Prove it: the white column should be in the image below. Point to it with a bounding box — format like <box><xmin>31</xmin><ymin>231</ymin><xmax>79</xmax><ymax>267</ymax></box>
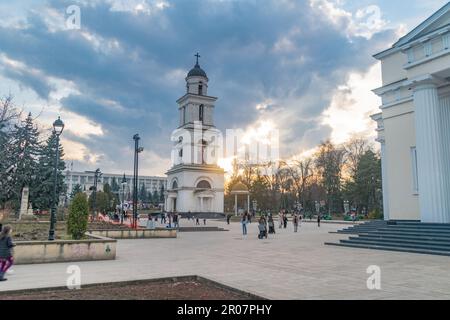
<box><xmin>379</xmin><ymin>140</ymin><xmax>390</xmax><ymax>221</ymax></box>
<box><xmin>247</xmin><ymin>194</ymin><xmax>250</xmax><ymax>213</ymax></box>
<box><xmin>235</xmin><ymin>194</ymin><xmax>237</xmax><ymax>216</ymax></box>
<box><xmin>439</xmin><ymin>95</ymin><xmax>450</xmax><ymax>223</ymax></box>
<box><xmin>414</xmin><ymin>83</ymin><xmax>450</xmax><ymax>223</ymax></box>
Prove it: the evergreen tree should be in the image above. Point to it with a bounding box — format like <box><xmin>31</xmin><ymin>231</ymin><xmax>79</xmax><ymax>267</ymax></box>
<box><xmin>111</xmin><ymin>177</ymin><xmax>119</xmax><ymax>193</ymax></box>
<box><xmin>139</xmin><ymin>183</ymin><xmax>147</xmax><ymax>202</ymax></box>
<box><xmin>159</xmin><ymin>185</ymin><xmax>165</xmax><ymax>203</ymax></box>
<box><xmin>70</xmin><ymin>184</ymin><xmax>83</xmax><ymax>199</ymax></box>
<box><xmin>103</xmin><ymin>183</ymin><xmax>118</xmax><ymax>210</ymax></box>
<box><xmin>31</xmin><ymin>132</ymin><xmax>66</xmax><ymax>210</ymax></box>
<box><xmin>147</xmin><ymin>189</ymin><xmax>153</xmax><ymax>204</ymax></box>
<box><xmin>152</xmin><ymin>190</ymin><xmax>159</xmax><ymax>205</ymax></box>
<box><xmin>7</xmin><ymin>113</ymin><xmax>41</xmax><ymax>209</ymax></box>
<box><xmin>67</xmin><ymin>193</ymin><xmax>89</xmax><ymax>240</ymax></box>
<box><xmin>88</xmin><ymin>191</ymin><xmax>110</xmax><ymax>214</ymax></box>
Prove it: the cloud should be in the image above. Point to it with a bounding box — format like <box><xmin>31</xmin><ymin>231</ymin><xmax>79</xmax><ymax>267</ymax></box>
<box><xmin>0</xmin><ymin>0</ymin><xmax>400</xmax><ymax>175</ymax></box>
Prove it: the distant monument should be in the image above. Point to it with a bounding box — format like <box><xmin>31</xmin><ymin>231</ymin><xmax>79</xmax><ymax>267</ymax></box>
<box><xmin>19</xmin><ymin>186</ymin><xmax>33</xmax><ymax>219</ymax></box>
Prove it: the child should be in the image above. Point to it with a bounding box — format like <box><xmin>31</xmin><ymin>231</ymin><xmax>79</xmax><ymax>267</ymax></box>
<box><xmin>0</xmin><ymin>225</ymin><xmax>15</xmax><ymax>282</ymax></box>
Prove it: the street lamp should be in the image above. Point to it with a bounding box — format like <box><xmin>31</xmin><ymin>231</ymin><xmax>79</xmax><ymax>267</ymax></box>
<box><xmin>48</xmin><ymin>117</ymin><xmax>64</xmax><ymax>241</ymax></box>
<box><xmin>132</xmin><ymin>134</ymin><xmax>143</xmax><ymax>229</ymax></box>
<box><xmin>120</xmin><ymin>173</ymin><xmax>127</xmax><ymax>224</ymax></box>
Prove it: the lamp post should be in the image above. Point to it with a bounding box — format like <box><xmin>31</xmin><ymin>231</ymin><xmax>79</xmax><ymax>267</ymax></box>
<box><xmin>132</xmin><ymin>134</ymin><xmax>143</xmax><ymax>229</ymax></box>
<box><xmin>120</xmin><ymin>173</ymin><xmax>127</xmax><ymax>224</ymax></box>
<box><xmin>48</xmin><ymin>117</ymin><xmax>64</xmax><ymax>241</ymax></box>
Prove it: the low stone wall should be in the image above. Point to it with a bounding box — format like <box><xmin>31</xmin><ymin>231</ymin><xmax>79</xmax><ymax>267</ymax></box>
<box><xmin>14</xmin><ymin>234</ymin><xmax>116</xmax><ymax>265</ymax></box>
<box><xmin>87</xmin><ymin>228</ymin><xmax>177</xmax><ymax>239</ymax></box>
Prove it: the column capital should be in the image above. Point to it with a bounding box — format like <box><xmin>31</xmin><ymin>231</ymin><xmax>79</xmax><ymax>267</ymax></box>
<box><xmin>408</xmin><ymin>74</ymin><xmax>447</xmax><ymax>92</ymax></box>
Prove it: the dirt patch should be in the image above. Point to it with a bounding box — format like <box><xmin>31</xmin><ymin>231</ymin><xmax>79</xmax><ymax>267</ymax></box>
<box><xmin>0</xmin><ymin>278</ymin><xmax>260</xmax><ymax>300</ymax></box>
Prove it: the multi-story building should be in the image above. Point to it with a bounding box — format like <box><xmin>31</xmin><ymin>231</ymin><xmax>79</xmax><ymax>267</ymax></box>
<box><xmin>64</xmin><ymin>170</ymin><xmax>167</xmax><ymax>200</ymax></box>
<box><xmin>372</xmin><ymin>2</ymin><xmax>450</xmax><ymax>223</ymax></box>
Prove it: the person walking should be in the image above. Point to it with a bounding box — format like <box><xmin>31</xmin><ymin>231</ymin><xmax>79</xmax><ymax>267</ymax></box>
<box><xmin>0</xmin><ymin>226</ymin><xmax>15</xmax><ymax>282</ymax></box>
<box><xmin>278</xmin><ymin>211</ymin><xmax>283</xmax><ymax>229</ymax></box>
<box><xmin>283</xmin><ymin>212</ymin><xmax>288</xmax><ymax>229</ymax></box>
<box><xmin>173</xmin><ymin>213</ymin><xmax>179</xmax><ymax>228</ymax></box>
<box><xmin>241</xmin><ymin>212</ymin><xmax>249</xmax><ymax>236</ymax></box>
<box><xmin>268</xmin><ymin>215</ymin><xmax>275</xmax><ymax>234</ymax></box>
<box><xmin>293</xmin><ymin>214</ymin><xmax>299</xmax><ymax>233</ymax></box>
<box><xmin>203</xmin><ymin>218</ymin><xmax>207</xmax><ymax>225</ymax></box>
<box><xmin>226</xmin><ymin>214</ymin><xmax>231</xmax><ymax>225</ymax></box>
<box><xmin>317</xmin><ymin>213</ymin><xmax>321</xmax><ymax>227</ymax></box>
<box><xmin>195</xmin><ymin>216</ymin><xmax>200</xmax><ymax>225</ymax></box>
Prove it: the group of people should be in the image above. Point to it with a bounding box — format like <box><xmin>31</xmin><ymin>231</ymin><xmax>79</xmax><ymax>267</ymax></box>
<box><xmin>240</xmin><ymin>210</ymin><xmax>312</xmax><ymax>238</ymax></box>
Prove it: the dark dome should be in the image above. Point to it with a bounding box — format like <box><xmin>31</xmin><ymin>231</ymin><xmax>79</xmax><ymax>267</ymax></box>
<box><xmin>187</xmin><ymin>63</ymin><xmax>208</xmax><ymax>78</ymax></box>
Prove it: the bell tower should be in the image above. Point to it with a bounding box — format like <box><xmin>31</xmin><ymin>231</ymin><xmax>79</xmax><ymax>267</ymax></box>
<box><xmin>165</xmin><ymin>54</ymin><xmax>225</xmax><ymax>216</ymax></box>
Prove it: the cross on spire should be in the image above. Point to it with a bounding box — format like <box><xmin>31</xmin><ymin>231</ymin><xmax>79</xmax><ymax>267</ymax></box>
<box><xmin>195</xmin><ymin>52</ymin><xmax>201</xmax><ymax>66</ymax></box>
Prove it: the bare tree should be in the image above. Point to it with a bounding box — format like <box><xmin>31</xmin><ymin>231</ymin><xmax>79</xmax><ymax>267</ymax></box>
<box><xmin>344</xmin><ymin>136</ymin><xmax>372</xmax><ymax>178</ymax></box>
<box><xmin>285</xmin><ymin>158</ymin><xmax>314</xmax><ymax>209</ymax></box>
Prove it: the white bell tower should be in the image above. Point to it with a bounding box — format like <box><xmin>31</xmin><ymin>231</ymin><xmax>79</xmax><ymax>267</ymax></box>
<box><xmin>165</xmin><ymin>54</ymin><xmax>225</xmax><ymax>216</ymax></box>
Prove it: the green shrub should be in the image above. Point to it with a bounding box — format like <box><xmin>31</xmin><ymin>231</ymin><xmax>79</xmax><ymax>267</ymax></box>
<box><xmin>368</xmin><ymin>209</ymin><xmax>384</xmax><ymax>220</ymax></box>
<box><xmin>67</xmin><ymin>193</ymin><xmax>89</xmax><ymax>240</ymax></box>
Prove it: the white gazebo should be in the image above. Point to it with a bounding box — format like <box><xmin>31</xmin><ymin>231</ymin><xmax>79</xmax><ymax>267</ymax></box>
<box><xmin>230</xmin><ymin>182</ymin><xmax>250</xmax><ymax>216</ymax></box>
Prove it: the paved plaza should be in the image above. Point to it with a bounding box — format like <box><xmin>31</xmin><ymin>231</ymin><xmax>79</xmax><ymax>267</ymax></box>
<box><xmin>1</xmin><ymin>220</ymin><xmax>450</xmax><ymax>300</ymax></box>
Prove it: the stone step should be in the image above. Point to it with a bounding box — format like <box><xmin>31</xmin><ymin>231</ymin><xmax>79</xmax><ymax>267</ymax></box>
<box><xmin>340</xmin><ymin>239</ymin><xmax>450</xmax><ymax>252</ymax></box>
<box><xmin>350</xmin><ymin>236</ymin><xmax>450</xmax><ymax>247</ymax></box>
<box><xmin>361</xmin><ymin>233</ymin><xmax>450</xmax><ymax>242</ymax></box>
<box><xmin>325</xmin><ymin>242</ymin><xmax>450</xmax><ymax>257</ymax></box>
<box><xmin>377</xmin><ymin>227</ymin><xmax>450</xmax><ymax>235</ymax></box>
<box><xmin>388</xmin><ymin>224</ymin><xmax>450</xmax><ymax>230</ymax></box>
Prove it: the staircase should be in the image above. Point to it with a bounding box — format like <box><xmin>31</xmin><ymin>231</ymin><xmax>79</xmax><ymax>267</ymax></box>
<box><xmin>331</xmin><ymin>220</ymin><xmax>389</xmax><ymax>234</ymax></box>
<box><xmin>326</xmin><ymin>220</ymin><xmax>450</xmax><ymax>256</ymax></box>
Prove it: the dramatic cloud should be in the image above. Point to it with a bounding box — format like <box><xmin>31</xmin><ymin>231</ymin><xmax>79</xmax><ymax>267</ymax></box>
<box><xmin>0</xmin><ymin>0</ymin><xmax>443</xmax><ymax>175</ymax></box>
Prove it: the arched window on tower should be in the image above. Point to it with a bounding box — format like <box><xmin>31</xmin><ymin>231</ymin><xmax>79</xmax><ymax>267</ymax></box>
<box><xmin>196</xmin><ymin>180</ymin><xmax>211</xmax><ymax>189</ymax></box>
<box><xmin>199</xmin><ymin>104</ymin><xmax>204</xmax><ymax>123</ymax></box>
<box><xmin>198</xmin><ymin>82</ymin><xmax>203</xmax><ymax>95</ymax></box>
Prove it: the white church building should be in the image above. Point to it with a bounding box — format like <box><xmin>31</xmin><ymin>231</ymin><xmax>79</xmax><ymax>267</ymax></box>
<box><xmin>372</xmin><ymin>2</ymin><xmax>450</xmax><ymax>223</ymax></box>
<box><xmin>165</xmin><ymin>55</ymin><xmax>225</xmax><ymax>214</ymax></box>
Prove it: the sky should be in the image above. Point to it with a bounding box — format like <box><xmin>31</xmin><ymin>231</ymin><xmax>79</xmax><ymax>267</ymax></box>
<box><xmin>0</xmin><ymin>0</ymin><xmax>448</xmax><ymax>176</ymax></box>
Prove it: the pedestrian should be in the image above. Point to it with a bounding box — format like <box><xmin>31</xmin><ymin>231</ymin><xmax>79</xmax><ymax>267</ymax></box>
<box><xmin>317</xmin><ymin>213</ymin><xmax>321</xmax><ymax>227</ymax></box>
<box><xmin>257</xmin><ymin>217</ymin><xmax>266</xmax><ymax>239</ymax></box>
<box><xmin>167</xmin><ymin>213</ymin><xmax>172</xmax><ymax>228</ymax></box>
<box><xmin>283</xmin><ymin>213</ymin><xmax>288</xmax><ymax>229</ymax></box>
<box><xmin>173</xmin><ymin>213</ymin><xmax>179</xmax><ymax>228</ymax></box>
<box><xmin>293</xmin><ymin>214</ymin><xmax>299</xmax><ymax>232</ymax></box>
<box><xmin>0</xmin><ymin>225</ymin><xmax>15</xmax><ymax>282</ymax></box>
<box><xmin>203</xmin><ymin>218</ymin><xmax>206</xmax><ymax>225</ymax></box>
<box><xmin>241</xmin><ymin>212</ymin><xmax>248</xmax><ymax>236</ymax></box>
<box><xmin>226</xmin><ymin>214</ymin><xmax>231</xmax><ymax>225</ymax></box>
<box><xmin>196</xmin><ymin>216</ymin><xmax>200</xmax><ymax>225</ymax></box>
<box><xmin>278</xmin><ymin>211</ymin><xmax>283</xmax><ymax>229</ymax></box>
<box><xmin>268</xmin><ymin>215</ymin><xmax>275</xmax><ymax>234</ymax></box>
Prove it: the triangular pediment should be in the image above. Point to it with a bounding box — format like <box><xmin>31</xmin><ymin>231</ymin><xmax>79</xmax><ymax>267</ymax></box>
<box><xmin>394</xmin><ymin>2</ymin><xmax>450</xmax><ymax>47</ymax></box>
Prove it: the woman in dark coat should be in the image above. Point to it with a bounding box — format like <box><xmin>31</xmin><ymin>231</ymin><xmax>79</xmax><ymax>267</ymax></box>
<box><xmin>0</xmin><ymin>225</ymin><xmax>15</xmax><ymax>281</ymax></box>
